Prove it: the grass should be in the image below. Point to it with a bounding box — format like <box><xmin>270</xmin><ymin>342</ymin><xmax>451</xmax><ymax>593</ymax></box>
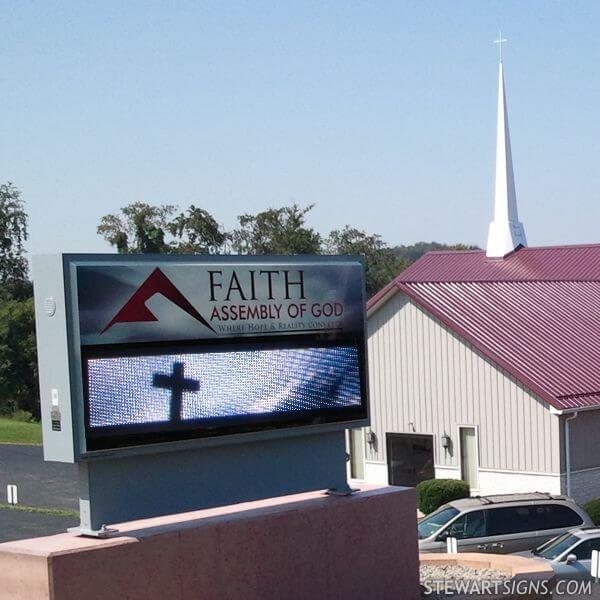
<box><xmin>0</xmin><ymin>417</ymin><xmax>42</xmax><ymax>445</ymax></box>
<box><xmin>0</xmin><ymin>503</ymin><xmax>79</xmax><ymax>518</ymax></box>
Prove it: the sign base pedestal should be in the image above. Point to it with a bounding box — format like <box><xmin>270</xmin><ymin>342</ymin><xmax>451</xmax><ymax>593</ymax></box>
<box><xmin>0</xmin><ymin>485</ymin><xmax>419</xmax><ymax>600</ymax></box>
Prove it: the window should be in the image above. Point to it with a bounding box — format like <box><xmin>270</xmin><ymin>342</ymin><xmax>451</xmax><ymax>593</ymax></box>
<box><xmin>488</xmin><ymin>506</ymin><xmax>536</xmax><ymax>535</ymax></box>
<box><xmin>418</xmin><ymin>507</ymin><xmax>459</xmax><ymax>540</ymax></box>
<box><xmin>444</xmin><ymin>510</ymin><xmax>487</xmax><ymax>540</ymax></box>
<box><xmin>536</xmin><ymin>533</ymin><xmax>580</xmax><ymax>560</ymax></box>
<box><xmin>532</xmin><ymin>505</ymin><xmax>583</xmax><ymax>530</ymax></box>
<box><xmin>487</xmin><ymin>504</ymin><xmax>583</xmax><ymax>537</ymax></box>
<box><xmin>570</xmin><ymin>539</ymin><xmax>600</xmax><ymax>561</ymax></box>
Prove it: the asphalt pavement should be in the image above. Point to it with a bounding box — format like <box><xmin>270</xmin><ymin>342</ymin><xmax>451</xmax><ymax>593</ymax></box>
<box><xmin>0</xmin><ymin>508</ymin><xmax>78</xmax><ymax>543</ymax></box>
<box><xmin>0</xmin><ymin>444</ymin><xmax>78</xmax><ymax>542</ymax></box>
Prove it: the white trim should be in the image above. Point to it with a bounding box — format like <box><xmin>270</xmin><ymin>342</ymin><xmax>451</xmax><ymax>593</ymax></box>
<box><xmin>366</xmin><ymin>288</ymin><xmax>400</xmax><ymax>318</ymax></box>
<box><xmin>344</xmin><ymin>427</ymin><xmax>367</xmax><ymax>483</ymax></box>
<box><xmin>550</xmin><ymin>405</ymin><xmax>600</xmax><ymax>415</ymax></box>
<box><xmin>457</xmin><ymin>425</ymin><xmax>480</xmax><ymax>492</ymax></box>
<box><xmin>348</xmin><ymin>427</ymin><xmax>366</xmax><ymax>481</ymax></box>
<box><xmin>560</xmin><ymin>465</ymin><xmax>600</xmax><ymax>476</ymax></box>
<box><xmin>365</xmin><ymin>461</ymin><xmax>564</xmax><ymax>478</ymax></box>
<box><xmin>478</xmin><ymin>467</ymin><xmax>559</xmax><ymax>476</ymax></box>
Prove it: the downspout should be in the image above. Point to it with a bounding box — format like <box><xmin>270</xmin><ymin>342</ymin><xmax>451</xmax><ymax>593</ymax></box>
<box><xmin>565</xmin><ymin>412</ymin><xmax>578</xmax><ymax>497</ymax></box>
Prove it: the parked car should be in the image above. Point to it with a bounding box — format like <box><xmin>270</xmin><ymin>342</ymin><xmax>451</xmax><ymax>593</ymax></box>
<box><xmin>516</xmin><ymin>527</ymin><xmax>600</xmax><ymax>579</ymax></box>
<box><xmin>418</xmin><ymin>492</ymin><xmax>593</xmax><ymax>554</ymax></box>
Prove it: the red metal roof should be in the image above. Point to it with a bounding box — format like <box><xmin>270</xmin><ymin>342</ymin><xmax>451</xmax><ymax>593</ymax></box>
<box><xmin>368</xmin><ymin>245</ymin><xmax>600</xmax><ymax>411</ymax></box>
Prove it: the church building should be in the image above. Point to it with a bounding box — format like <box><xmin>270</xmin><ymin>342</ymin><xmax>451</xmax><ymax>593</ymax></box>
<box><xmin>352</xmin><ymin>49</ymin><xmax>600</xmax><ymax>504</ymax></box>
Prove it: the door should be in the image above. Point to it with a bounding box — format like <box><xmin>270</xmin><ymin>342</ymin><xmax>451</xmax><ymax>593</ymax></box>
<box><xmin>555</xmin><ymin>538</ymin><xmax>600</xmax><ymax>579</ymax></box>
<box><xmin>459</xmin><ymin>427</ymin><xmax>479</xmax><ymax>491</ymax></box>
<box><xmin>486</xmin><ymin>505</ymin><xmax>550</xmax><ymax>553</ymax></box>
<box><xmin>349</xmin><ymin>428</ymin><xmax>364</xmax><ymax>480</ymax></box>
<box><xmin>386</xmin><ymin>433</ymin><xmax>434</xmax><ymax>487</ymax></box>
<box><xmin>439</xmin><ymin>509</ymin><xmax>491</xmax><ymax>553</ymax></box>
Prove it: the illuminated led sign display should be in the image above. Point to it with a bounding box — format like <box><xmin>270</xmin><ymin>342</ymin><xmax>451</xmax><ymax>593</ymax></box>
<box><xmin>84</xmin><ymin>343</ymin><xmax>362</xmax><ymax>449</ymax></box>
<box><xmin>37</xmin><ymin>255</ymin><xmax>368</xmax><ymax>458</ymax></box>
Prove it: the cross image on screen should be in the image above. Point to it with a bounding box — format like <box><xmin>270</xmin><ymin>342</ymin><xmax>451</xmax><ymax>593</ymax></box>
<box><xmin>85</xmin><ymin>346</ymin><xmax>362</xmax><ymax>432</ymax></box>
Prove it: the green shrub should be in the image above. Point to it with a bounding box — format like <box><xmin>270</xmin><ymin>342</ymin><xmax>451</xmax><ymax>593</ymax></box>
<box><xmin>416</xmin><ymin>479</ymin><xmax>470</xmax><ymax>515</ymax></box>
<box><xmin>11</xmin><ymin>409</ymin><xmax>34</xmax><ymax>423</ymax></box>
<box><xmin>584</xmin><ymin>499</ymin><xmax>600</xmax><ymax>525</ymax></box>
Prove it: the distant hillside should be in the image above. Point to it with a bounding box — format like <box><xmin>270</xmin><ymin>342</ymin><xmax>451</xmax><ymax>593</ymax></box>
<box><xmin>392</xmin><ymin>242</ymin><xmax>480</xmax><ymax>264</ymax></box>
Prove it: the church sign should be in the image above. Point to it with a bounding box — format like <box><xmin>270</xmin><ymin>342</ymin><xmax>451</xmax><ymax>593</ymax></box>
<box><xmin>34</xmin><ymin>254</ymin><xmax>368</xmax><ymax>461</ymax></box>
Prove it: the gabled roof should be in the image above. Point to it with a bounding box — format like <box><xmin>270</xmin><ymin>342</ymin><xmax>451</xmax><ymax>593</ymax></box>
<box><xmin>367</xmin><ymin>244</ymin><xmax>600</xmax><ymax>411</ymax></box>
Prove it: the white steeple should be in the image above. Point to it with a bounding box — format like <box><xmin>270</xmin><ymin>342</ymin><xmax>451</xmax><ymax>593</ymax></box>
<box><xmin>486</xmin><ymin>34</ymin><xmax>527</xmax><ymax>258</ymax></box>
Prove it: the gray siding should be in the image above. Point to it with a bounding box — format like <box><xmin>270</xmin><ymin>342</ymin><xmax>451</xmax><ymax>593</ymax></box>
<box><xmin>560</xmin><ymin>411</ymin><xmax>600</xmax><ymax>472</ymax></box>
<box><xmin>367</xmin><ymin>292</ymin><xmax>561</xmax><ymax>474</ymax></box>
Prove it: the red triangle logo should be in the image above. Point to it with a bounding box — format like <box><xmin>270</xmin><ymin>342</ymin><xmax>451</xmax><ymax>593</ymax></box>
<box><xmin>101</xmin><ymin>268</ymin><xmax>215</xmax><ymax>334</ymax></box>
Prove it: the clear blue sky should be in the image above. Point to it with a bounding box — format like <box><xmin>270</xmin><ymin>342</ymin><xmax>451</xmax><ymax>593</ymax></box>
<box><xmin>3</xmin><ymin>1</ymin><xmax>600</xmax><ymax>255</ymax></box>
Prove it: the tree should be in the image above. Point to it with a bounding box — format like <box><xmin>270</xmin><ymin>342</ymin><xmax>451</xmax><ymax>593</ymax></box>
<box><xmin>0</xmin><ymin>183</ymin><xmax>29</xmax><ymax>283</ymax></box>
<box><xmin>326</xmin><ymin>227</ymin><xmax>409</xmax><ymax>298</ymax></box>
<box><xmin>0</xmin><ymin>278</ymin><xmax>33</xmax><ymax>304</ymax></box>
<box><xmin>98</xmin><ymin>203</ymin><xmax>228</xmax><ymax>254</ymax></box>
<box><xmin>0</xmin><ymin>297</ymin><xmax>38</xmax><ymax>418</ymax></box>
<box><xmin>168</xmin><ymin>205</ymin><xmax>227</xmax><ymax>254</ymax></box>
<box><xmin>0</xmin><ymin>182</ymin><xmax>37</xmax><ymax>417</ymax></box>
<box><xmin>97</xmin><ymin>203</ymin><xmax>177</xmax><ymax>253</ymax></box>
<box><xmin>96</xmin><ymin>202</ymin><xmax>478</xmax><ymax>298</ymax></box>
<box><xmin>392</xmin><ymin>241</ymin><xmax>479</xmax><ymax>264</ymax></box>
<box><xmin>230</xmin><ymin>204</ymin><xmax>321</xmax><ymax>255</ymax></box>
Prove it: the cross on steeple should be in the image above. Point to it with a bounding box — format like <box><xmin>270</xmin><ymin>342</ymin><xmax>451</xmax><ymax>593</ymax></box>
<box><xmin>153</xmin><ymin>362</ymin><xmax>200</xmax><ymax>423</ymax></box>
<box><xmin>494</xmin><ymin>31</ymin><xmax>507</xmax><ymax>63</ymax></box>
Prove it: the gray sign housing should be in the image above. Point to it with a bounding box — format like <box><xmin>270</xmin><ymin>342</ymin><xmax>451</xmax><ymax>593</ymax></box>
<box><xmin>33</xmin><ymin>254</ymin><xmax>369</xmax><ymax>534</ymax></box>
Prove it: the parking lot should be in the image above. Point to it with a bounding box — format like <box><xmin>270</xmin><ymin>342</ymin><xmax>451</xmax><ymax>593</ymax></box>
<box><xmin>0</xmin><ymin>444</ymin><xmax>79</xmax><ymax>542</ymax></box>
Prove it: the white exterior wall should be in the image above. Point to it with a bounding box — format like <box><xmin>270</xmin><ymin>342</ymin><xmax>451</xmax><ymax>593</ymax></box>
<box><xmin>363</xmin><ymin>292</ymin><xmax>562</xmax><ymax>495</ymax></box>
<box><xmin>362</xmin><ymin>462</ymin><xmax>562</xmax><ymax>498</ymax></box>
<box><xmin>434</xmin><ymin>466</ymin><xmax>561</xmax><ymax>496</ymax></box>
<box><xmin>363</xmin><ymin>461</ymin><xmax>388</xmax><ymax>485</ymax></box>
<box><xmin>478</xmin><ymin>470</ymin><xmax>561</xmax><ymax>496</ymax></box>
